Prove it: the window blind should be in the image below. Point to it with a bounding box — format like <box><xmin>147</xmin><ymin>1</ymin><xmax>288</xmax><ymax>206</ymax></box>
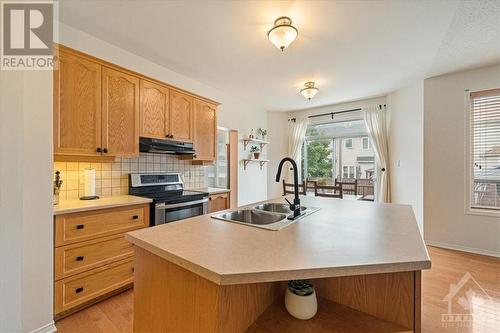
<box><xmin>470</xmin><ymin>88</ymin><xmax>500</xmax><ymax>210</ymax></box>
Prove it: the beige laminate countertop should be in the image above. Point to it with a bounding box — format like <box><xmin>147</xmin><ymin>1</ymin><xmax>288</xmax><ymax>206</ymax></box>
<box><xmin>126</xmin><ymin>196</ymin><xmax>431</xmax><ymax>285</ymax></box>
<box><xmin>188</xmin><ymin>187</ymin><xmax>230</xmax><ymax>195</ymax></box>
<box><xmin>54</xmin><ymin>195</ymin><xmax>152</xmax><ymax>215</ymax></box>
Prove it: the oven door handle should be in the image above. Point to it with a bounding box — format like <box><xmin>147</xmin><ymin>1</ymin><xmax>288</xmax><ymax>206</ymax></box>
<box><xmin>156</xmin><ymin>198</ymin><xmax>208</xmax><ymax>210</ymax></box>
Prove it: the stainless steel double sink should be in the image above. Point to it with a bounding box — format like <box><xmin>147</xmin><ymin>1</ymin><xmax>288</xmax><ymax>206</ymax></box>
<box><xmin>211</xmin><ymin>203</ymin><xmax>319</xmax><ymax>231</ymax></box>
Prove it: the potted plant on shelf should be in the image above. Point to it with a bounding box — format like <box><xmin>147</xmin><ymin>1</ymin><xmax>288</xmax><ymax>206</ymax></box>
<box><xmin>258</xmin><ymin>128</ymin><xmax>268</xmax><ymax>140</ymax></box>
<box><xmin>250</xmin><ymin>146</ymin><xmax>260</xmax><ymax>159</ymax></box>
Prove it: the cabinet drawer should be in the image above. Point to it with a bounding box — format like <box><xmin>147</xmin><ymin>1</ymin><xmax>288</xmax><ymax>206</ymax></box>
<box><xmin>55</xmin><ymin>204</ymin><xmax>149</xmax><ymax>246</ymax></box>
<box><xmin>54</xmin><ymin>258</ymin><xmax>134</xmax><ymax>315</ymax></box>
<box><xmin>55</xmin><ymin>234</ymin><xmax>134</xmax><ymax>280</ymax></box>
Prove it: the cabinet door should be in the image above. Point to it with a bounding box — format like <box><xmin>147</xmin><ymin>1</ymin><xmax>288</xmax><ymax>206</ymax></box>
<box><xmin>193</xmin><ymin>99</ymin><xmax>217</xmax><ymax>161</ymax></box>
<box><xmin>169</xmin><ymin>90</ymin><xmax>193</xmax><ymax>142</ymax></box>
<box><xmin>54</xmin><ymin>50</ymin><xmax>102</xmax><ymax>156</ymax></box>
<box><xmin>208</xmin><ymin>193</ymin><xmax>229</xmax><ymax>213</ymax></box>
<box><xmin>140</xmin><ymin>80</ymin><xmax>170</xmax><ymax>140</ymax></box>
<box><xmin>102</xmin><ymin>67</ymin><xmax>140</xmax><ymax>157</ymax></box>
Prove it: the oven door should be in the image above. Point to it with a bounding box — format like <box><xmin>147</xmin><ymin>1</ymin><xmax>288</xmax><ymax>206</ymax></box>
<box><xmin>154</xmin><ymin>198</ymin><xmax>208</xmax><ymax>225</ymax></box>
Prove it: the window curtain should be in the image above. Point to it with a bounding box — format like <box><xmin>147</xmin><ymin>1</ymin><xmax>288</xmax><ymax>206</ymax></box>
<box><xmin>363</xmin><ymin>106</ymin><xmax>391</xmax><ymax>203</ymax></box>
<box><xmin>287</xmin><ymin>117</ymin><xmax>309</xmax><ymax>182</ymax></box>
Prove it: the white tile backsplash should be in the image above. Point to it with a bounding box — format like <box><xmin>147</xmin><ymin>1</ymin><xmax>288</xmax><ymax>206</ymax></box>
<box><xmin>54</xmin><ymin>153</ymin><xmax>206</xmax><ymax>200</ymax></box>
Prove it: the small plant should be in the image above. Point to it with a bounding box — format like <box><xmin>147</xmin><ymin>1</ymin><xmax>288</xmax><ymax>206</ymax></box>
<box><xmin>250</xmin><ymin>145</ymin><xmax>261</xmax><ymax>159</ymax></box>
<box><xmin>258</xmin><ymin>128</ymin><xmax>268</xmax><ymax>140</ymax></box>
<box><xmin>288</xmin><ymin>280</ymin><xmax>314</xmax><ymax>296</ymax></box>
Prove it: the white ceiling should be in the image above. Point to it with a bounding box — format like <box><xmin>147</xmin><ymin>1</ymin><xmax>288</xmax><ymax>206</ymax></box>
<box><xmin>58</xmin><ymin>0</ymin><xmax>500</xmax><ymax>112</ymax></box>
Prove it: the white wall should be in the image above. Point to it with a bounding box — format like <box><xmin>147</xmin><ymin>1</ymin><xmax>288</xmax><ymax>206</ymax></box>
<box><xmin>57</xmin><ymin>23</ymin><xmax>268</xmax><ymax>205</ymax></box>
<box><xmin>424</xmin><ymin>64</ymin><xmax>500</xmax><ymax>256</ymax></box>
<box><xmin>387</xmin><ymin>81</ymin><xmax>424</xmax><ymax>232</ymax></box>
<box><xmin>266</xmin><ymin>112</ymin><xmax>290</xmax><ymax>198</ymax></box>
<box><xmin>0</xmin><ymin>71</ymin><xmax>54</xmax><ymax>332</ymax></box>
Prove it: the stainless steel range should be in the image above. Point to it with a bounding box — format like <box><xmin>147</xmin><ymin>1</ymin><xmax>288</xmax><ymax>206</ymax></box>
<box><xmin>129</xmin><ymin>172</ymin><xmax>208</xmax><ymax>226</ymax></box>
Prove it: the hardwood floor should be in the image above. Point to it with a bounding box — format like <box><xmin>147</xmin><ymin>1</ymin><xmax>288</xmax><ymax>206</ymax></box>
<box><xmin>55</xmin><ymin>246</ymin><xmax>499</xmax><ymax>333</ymax></box>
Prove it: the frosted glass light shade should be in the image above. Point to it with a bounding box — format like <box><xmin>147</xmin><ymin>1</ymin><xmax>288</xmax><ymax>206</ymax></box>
<box><xmin>300</xmin><ymin>82</ymin><xmax>319</xmax><ymax>100</ymax></box>
<box><xmin>267</xmin><ymin>17</ymin><xmax>298</xmax><ymax>51</ymax></box>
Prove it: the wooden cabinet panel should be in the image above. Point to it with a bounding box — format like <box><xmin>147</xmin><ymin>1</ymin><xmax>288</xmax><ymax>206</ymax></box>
<box><xmin>54</xmin><ymin>258</ymin><xmax>134</xmax><ymax>315</ymax></box>
<box><xmin>170</xmin><ymin>90</ymin><xmax>193</xmax><ymax>142</ymax></box>
<box><xmin>140</xmin><ymin>80</ymin><xmax>170</xmax><ymax>139</ymax></box>
<box><xmin>102</xmin><ymin>67</ymin><xmax>140</xmax><ymax>156</ymax></box>
<box><xmin>55</xmin><ymin>234</ymin><xmax>134</xmax><ymax>280</ymax></box>
<box><xmin>208</xmin><ymin>193</ymin><xmax>229</xmax><ymax>213</ymax></box>
<box><xmin>193</xmin><ymin>99</ymin><xmax>217</xmax><ymax>161</ymax></box>
<box><xmin>55</xmin><ymin>204</ymin><xmax>148</xmax><ymax>247</ymax></box>
<box><xmin>54</xmin><ymin>50</ymin><xmax>102</xmax><ymax>156</ymax></box>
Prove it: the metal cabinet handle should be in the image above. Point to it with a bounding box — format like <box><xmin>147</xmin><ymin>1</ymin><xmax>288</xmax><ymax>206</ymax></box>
<box><xmin>96</xmin><ymin>147</ymin><xmax>102</xmax><ymax>153</ymax></box>
<box><xmin>76</xmin><ymin>224</ymin><xmax>84</xmax><ymax>229</ymax></box>
<box><xmin>103</xmin><ymin>148</ymin><xmax>108</xmax><ymax>153</ymax></box>
<box><xmin>75</xmin><ymin>287</ymin><xmax>84</xmax><ymax>293</ymax></box>
<box><xmin>76</xmin><ymin>256</ymin><xmax>84</xmax><ymax>261</ymax></box>
<box><xmin>132</xmin><ymin>215</ymin><xmax>139</xmax><ymax>220</ymax></box>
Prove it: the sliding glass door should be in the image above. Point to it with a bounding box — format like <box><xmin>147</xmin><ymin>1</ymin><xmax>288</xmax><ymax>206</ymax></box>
<box><xmin>302</xmin><ymin>119</ymin><xmax>376</xmax><ymax>196</ymax></box>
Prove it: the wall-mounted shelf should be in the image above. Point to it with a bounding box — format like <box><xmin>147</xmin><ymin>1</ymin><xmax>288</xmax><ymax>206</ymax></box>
<box><xmin>243</xmin><ymin>138</ymin><xmax>269</xmax><ymax>151</ymax></box>
<box><xmin>243</xmin><ymin>159</ymin><xmax>269</xmax><ymax>170</ymax></box>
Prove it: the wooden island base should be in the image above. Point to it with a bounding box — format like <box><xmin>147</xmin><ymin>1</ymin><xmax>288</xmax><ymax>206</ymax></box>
<box><xmin>133</xmin><ymin>248</ymin><xmax>421</xmax><ymax>333</ymax></box>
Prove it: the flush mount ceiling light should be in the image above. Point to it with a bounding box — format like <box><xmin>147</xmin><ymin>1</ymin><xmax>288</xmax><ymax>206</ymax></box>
<box><xmin>300</xmin><ymin>82</ymin><xmax>319</xmax><ymax>100</ymax></box>
<box><xmin>267</xmin><ymin>16</ymin><xmax>298</xmax><ymax>51</ymax></box>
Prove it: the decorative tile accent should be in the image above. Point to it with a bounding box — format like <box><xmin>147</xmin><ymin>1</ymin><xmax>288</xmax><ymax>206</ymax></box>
<box><xmin>53</xmin><ymin>153</ymin><xmax>206</xmax><ymax>200</ymax></box>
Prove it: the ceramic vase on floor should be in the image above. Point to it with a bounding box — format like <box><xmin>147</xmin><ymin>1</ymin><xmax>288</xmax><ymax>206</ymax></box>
<box><xmin>285</xmin><ymin>280</ymin><xmax>317</xmax><ymax>320</ymax></box>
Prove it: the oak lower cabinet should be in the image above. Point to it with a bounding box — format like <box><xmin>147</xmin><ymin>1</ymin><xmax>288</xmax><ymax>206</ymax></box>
<box><xmin>54</xmin><ymin>204</ymin><xmax>149</xmax><ymax>319</ymax></box>
<box><xmin>170</xmin><ymin>90</ymin><xmax>193</xmax><ymax>142</ymax></box>
<box><xmin>102</xmin><ymin>67</ymin><xmax>140</xmax><ymax>157</ymax></box>
<box><xmin>208</xmin><ymin>192</ymin><xmax>229</xmax><ymax>213</ymax></box>
<box><xmin>54</xmin><ymin>48</ymin><xmax>102</xmax><ymax>157</ymax></box>
<box><xmin>193</xmin><ymin>99</ymin><xmax>217</xmax><ymax>161</ymax></box>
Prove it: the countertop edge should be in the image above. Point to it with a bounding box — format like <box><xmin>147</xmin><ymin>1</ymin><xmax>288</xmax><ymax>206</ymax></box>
<box><xmin>188</xmin><ymin>187</ymin><xmax>231</xmax><ymax>195</ymax></box>
<box><xmin>53</xmin><ymin>196</ymin><xmax>153</xmax><ymax>215</ymax></box>
<box><xmin>127</xmin><ymin>229</ymin><xmax>431</xmax><ymax>285</ymax></box>
<box><xmin>125</xmin><ymin>233</ymin><xmax>223</xmax><ymax>285</ymax></box>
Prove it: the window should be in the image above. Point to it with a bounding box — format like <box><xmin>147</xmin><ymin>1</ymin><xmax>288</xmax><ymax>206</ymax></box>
<box><xmin>206</xmin><ymin>129</ymin><xmax>229</xmax><ymax>188</ymax></box>
<box><xmin>344</xmin><ymin>138</ymin><xmax>353</xmax><ymax>149</ymax></box>
<box><xmin>302</xmin><ymin>119</ymin><xmax>375</xmax><ymax>196</ymax></box>
<box><xmin>470</xmin><ymin>89</ymin><xmax>500</xmax><ymax>211</ymax></box>
<box><xmin>362</xmin><ymin>137</ymin><xmax>370</xmax><ymax>150</ymax></box>
<box><xmin>342</xmin><ymin>166</ymin><xmax>348</xmax><ymax>179</ymax></box>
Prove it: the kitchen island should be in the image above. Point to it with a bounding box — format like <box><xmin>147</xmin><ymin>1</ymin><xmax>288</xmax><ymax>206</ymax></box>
<box><xmin>126</xmin><ymin>195</ymin><xmax>430</xmax><ymax>333</ymax></box>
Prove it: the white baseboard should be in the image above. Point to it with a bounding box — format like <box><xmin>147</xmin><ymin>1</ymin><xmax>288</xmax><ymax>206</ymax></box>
<box><xmin>425</xmin><ymin>240</ymin><xmax>500</xmax><ymax>258</ymax></box>
<box><xmin>29</xmin><ymin>322</ymin><xmax>57</xmax><ymax>333</ymax></box>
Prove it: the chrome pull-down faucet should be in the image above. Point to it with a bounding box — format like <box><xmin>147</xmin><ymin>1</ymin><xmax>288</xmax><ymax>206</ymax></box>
<box><xmin>275</xmin><ymin>157</ymin><xmax>301</xmax><ymax>219</ymax></box>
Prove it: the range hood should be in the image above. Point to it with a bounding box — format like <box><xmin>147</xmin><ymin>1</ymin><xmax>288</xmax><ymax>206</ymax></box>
<box><xmin>139</xmin><ymin>137</ymin><xmax>196</xmax><ymax>155</ymax></box>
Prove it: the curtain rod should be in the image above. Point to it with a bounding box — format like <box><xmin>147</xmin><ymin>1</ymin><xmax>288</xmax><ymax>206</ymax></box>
<box><xmin>288</xmin><ymin>104</ymin><xmax>386</xmax><ymax>122</ymax></box>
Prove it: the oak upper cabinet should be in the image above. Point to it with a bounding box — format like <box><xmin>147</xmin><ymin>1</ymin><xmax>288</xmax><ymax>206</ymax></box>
<box><xmin>193</xmin><ymin>99</ymin><xmax>217</xmax><ymax>161</ymax></box>
<box><xmin>54</xmin><ymin>49</ymin><xmax>102</xmax><ymax>156</ymax></box>
<box><xmin>102</xmin><ymin>67</ymin><xmax>140</xmax><ymax>157</ymax></box>
<box><xmin>140</xmin><ymin>80</ymin><xmax>170</xmax><ymax>140</ymax></box>
<box><xmin>169</xmin><ymin>90</ymin><xmax>193</xmax><ymax>142</ymax></box>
